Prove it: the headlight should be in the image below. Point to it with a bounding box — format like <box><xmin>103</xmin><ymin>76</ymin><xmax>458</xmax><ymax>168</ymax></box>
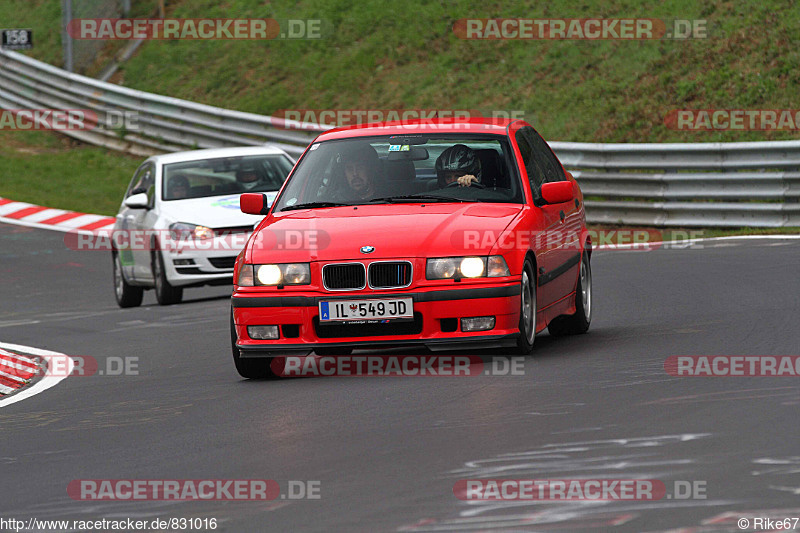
<box><xmin>256</xmin><ymin>265</ymin><xmax>282</xmax><ymax>285</ymax></box>
<box><xmin>246</xmin><ymin>263</ymin><xmax>311</xmax><ymax>286</ymax></box>
<box><xmin>426</xmin><ymin>258</ymin><xmax>459</xmax><ymax>279</ymax></box>
<box><xmin>169</xmin><ymin>222</ymin><xmax>214</xmax><ymax>240</ymax></box>
<box><xmin>426</xmin><ymin>256</ymin><xmax>510</xmax><ymax>280</ymax></box>
<box><xmin>283</xmin><ymin>263</ymin><xmax>310</xmax><ymax>284</ymax></box>
<box><xmin>459</xmin><ymin>257</ymin><xmax>485</xmax><ymax>278</ymax></box>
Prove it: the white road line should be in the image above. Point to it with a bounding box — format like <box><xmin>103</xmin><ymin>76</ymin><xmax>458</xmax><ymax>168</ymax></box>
<box><xmin>595</xmin><ymin>234</ymin><xmax>800</xmax><ymax>251</ymax></box>
<box><xmin>0</xmin><ymin>342</ymin><xmax>73</xmax><ymax>408</ymax></box>
<box><xmin>0</xmin><ymin>319</ymin><xmax>42</xmax><ymax>329</ymax></box>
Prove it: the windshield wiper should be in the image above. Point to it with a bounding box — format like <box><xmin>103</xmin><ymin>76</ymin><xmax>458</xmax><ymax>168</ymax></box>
<box><xmin>279</xmin><ymin>201</ymin><xmax>352</xmax><ymax>211</ymax></box>
<box><xmin>368</xmin><ymin>194</ymin><xmax>475</xmax><ymax>204</ymax></box>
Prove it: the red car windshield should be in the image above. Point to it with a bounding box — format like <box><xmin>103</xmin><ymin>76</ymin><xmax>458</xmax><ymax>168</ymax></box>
<box><xmin>273</xmin><ymin>135</ymin><xmax>523</xmax><ymax>211</ymax></box>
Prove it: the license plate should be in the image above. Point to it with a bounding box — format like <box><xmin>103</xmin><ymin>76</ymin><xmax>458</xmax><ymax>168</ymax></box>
<box><xmin>319</xmin><ymin>298</ymin><xmax>414</xmax><ymax>323</ymax></box>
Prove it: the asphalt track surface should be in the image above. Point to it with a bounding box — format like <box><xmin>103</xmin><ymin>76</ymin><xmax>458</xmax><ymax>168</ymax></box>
<box><xmin>1</xmin><ymin>221</ymin><xmax>799</xmax><ymax>532</ymax></box>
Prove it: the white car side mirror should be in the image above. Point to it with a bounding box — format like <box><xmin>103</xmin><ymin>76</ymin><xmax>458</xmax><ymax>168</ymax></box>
<box><xmin>124</xmin><ymin>192</ymin><xmax>149</xmax><ymax>209</ymax></box>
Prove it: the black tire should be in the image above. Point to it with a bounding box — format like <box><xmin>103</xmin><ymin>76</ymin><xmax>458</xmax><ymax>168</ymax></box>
<box><xmin>314</xmin><ymin>347</ymin><xmax>354</xmax><ymax>356</ymax></box>
<box><xmin>112</xmin><ymin>251</ymin><xmax>143</xmax><ymax>308</ymax></box>
<box><xmin>152</xmin><ymin>250</ymin><xmax>183</xmax><ymax>305</ymax></box>
<box><xmin>548</xmin><ymin>251</ymin><xmax>592</xmax><ymax>336</ymax></box>
<box><xmin>230</xmin><ymin>309</ymin><xmax>278</xmax><ymax>379</ymax></box>
<box><xmin>515</xmin><ymin>258</ymin><xmax>537</xmax><ymax>354</ymax></box>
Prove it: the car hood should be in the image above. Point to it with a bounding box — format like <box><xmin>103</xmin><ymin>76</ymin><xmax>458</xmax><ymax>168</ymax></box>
<box><xmin>249</xmin><ymin>203</ymin><xmax>523</xmax><ymax>263</ymax></box>
<box><xmin>158</xmin><ymin>193</ymin><xmax>278</xmax><ymax>229</ymax></box>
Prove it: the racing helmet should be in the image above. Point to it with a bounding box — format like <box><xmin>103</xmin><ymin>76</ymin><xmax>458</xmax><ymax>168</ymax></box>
<box><xmin>236</xmin><ymin>165</ymin><xmax>261</xmax><ymax>190</ymax></box>
<box><xmin>435</xmin><ymin>144</ymin><xmax>481</xmax><ymax>186</ymax></box>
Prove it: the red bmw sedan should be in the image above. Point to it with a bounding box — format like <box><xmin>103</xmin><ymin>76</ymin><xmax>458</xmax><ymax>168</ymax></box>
<box><xmin>230</xmin><ymin>118</ymin><xmax>592</xmax><ymax>378</ymax></box>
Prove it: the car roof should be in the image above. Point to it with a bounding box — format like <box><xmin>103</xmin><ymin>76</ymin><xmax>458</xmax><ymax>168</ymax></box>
<box><xmin>150</xmin><ymin>145</ymin><xmax>291</xmax><ymax>165</ymax></box>
<box><xmin>315</xmin><ymin>117</ymin><xmax>519</xmax><ymax>142</ymax></box>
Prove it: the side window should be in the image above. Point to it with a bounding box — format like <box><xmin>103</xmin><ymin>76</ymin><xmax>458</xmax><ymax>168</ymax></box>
<box><xmin>515</xmin><ymin>128</ymin><xmax>546</xmax><ymax>201</ymax></box>
<box><xmin>530</xmin><ymin>129</ymin><xmax>566</xmax><ymax>183</ymax></box>
<box><xmin>125</xmin><ymin>165</ymin><xmax>144</xmax><ymax>198</ymax></box>
<box><xmin>128</xmin><ymin>164</ymin><xmax>156</xmax><ymax>208</ymax></box>
<box><xmin>126</xmin><ymin>163</ymin><xmax>154</xmax><ymax>198</ymax></box>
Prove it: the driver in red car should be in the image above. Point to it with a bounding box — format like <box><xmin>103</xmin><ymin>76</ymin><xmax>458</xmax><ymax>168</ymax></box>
<box><xmin>436</xmin><ymin>144</ymin><xmax>482</xmax><ymax>187</ymax></box>
<box><xmin>332</xmin><ymin>144</ymin><xmax>384</xmax><ymax>201</ymax></box>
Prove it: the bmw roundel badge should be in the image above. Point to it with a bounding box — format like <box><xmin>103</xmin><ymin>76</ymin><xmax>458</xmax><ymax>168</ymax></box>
<box><xmin>360</xmin><ymin>245</ymin><xmax>375</xmax><ymax>254</ymax></box>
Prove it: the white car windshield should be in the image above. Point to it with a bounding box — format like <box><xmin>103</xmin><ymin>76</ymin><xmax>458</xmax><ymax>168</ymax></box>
<box><xmin>162</xmin><ymin>154</ymin><xmax>293</xmax><ymax>201</ymax></box>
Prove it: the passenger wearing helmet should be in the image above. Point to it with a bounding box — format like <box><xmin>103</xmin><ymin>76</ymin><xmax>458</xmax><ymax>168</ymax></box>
<box><xmin>435</xmin><ymin>144</ymin><xmax>482</xmax><ymax>188</ymax></box>
<box><xmin>236</xmin><ymin>166</ymin><xmax>261</xmax><ymax>191</ymax></box>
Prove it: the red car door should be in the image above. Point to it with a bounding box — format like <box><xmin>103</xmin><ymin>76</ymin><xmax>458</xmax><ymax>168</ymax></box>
<box><xmin>529</xmin><ymin>128</ymin><xmax>582</xmax><ymax>303</ymax></box>
<box><xmin>509</xmin><ymin>123</ymin><xmax>566</xmax><ymax>308</ymax></box>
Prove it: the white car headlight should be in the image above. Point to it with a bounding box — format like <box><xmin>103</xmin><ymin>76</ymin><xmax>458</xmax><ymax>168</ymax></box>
<box><xmin>169</xmin><ymin>222</ymin><xmax>214</xmax><ymax>240</ymax></box>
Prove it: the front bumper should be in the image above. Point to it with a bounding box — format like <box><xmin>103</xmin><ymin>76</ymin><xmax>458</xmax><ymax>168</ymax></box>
<box><xmin>232</xmin><ymin>284</ymin><xmax>522</xmax><ymax>357</ymax></box>
<box><xmin>163</xmin><ymin>234</ymin><xmax>250</xmax><ymax>287</ymax></box>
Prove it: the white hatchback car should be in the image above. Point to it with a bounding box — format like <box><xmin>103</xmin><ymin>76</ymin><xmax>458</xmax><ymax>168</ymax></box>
<box><xmin>112</xmin><ymin>146</ymin><xmax>294</xmax><ymax>307</ymax></box>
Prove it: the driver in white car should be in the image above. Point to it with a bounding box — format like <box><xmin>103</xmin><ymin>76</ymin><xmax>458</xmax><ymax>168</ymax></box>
<box><xmin>236</xmin><ymin>166</ymin><xmax>262</xmax><ymax>191</ymax></box>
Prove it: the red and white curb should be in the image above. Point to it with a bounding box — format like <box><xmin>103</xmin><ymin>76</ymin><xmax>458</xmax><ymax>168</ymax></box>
<box><xmin>0</xmin><ymin>347</ymin><xmax>38</xmax><ymax>395</ymax></box>
<box><xmin>0</xmin><ymin>196</ymin><xmax>115</xmax><ymax>234</ymax></box>
<box><xmin>0</xmin><ymin>342</ymin><xmax>73</xmax><ymax>407</ymax></box>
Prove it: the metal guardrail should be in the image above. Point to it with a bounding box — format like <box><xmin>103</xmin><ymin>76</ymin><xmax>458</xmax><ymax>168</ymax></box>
<box><xmin>1</xmin><ymin>49</ymin><xmax>798</xmax><ymax>227</ymax></box>
<box><xmin>557</xmin><ymin>142</ymin><xmax>800</xmax><ymax>226</ymax></box>
<box><xmin>0</xmin><ymin>49</ymin><xmax>325</xmax><ymax>157</ymax></box>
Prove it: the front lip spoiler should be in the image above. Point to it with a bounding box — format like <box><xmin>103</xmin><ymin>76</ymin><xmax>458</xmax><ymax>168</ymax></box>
<box><xmin>236</xmin><ymin>333</ymin><xmax>519</xmax><ymax>358</ymax></box>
